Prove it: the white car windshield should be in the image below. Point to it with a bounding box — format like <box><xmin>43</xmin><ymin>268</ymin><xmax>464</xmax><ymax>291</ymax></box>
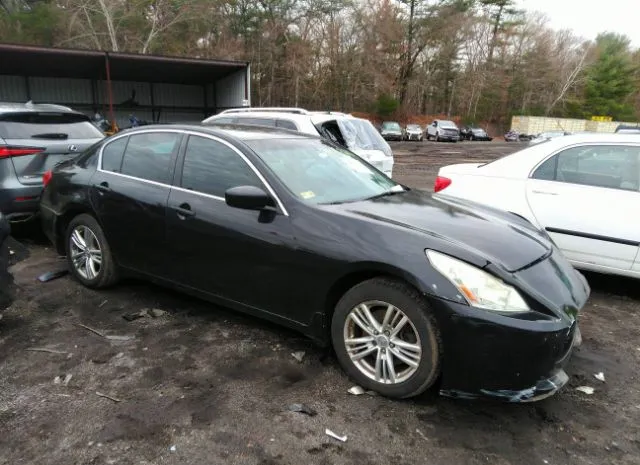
<box><xmin>338</xmin><ymin>118</ymin><xmax>392</xmax><ymax>155</ymax></box>
<box><xmin>382</xmin><ymin>122</ymin><xmax>401</xmax><ymax>131</ymax></box>
<box><xmin>440</xmin><ymin>121</ymin><xmax>457</xmax><ymax>128</ymax></box>
<box><xmin>245</xmin><ymin>138</ymin><xmax>400</xmax><ymax>205</ymax></box>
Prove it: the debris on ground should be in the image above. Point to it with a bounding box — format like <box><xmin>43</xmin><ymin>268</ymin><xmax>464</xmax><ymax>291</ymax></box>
<box><xmin>53</xmin><ymin>374</ymin><xmax>72</xmax><ymax>386</ymax></box>
<box><xmin>291</xmin><ymin>351</ymin><xmax>305</xmax><ymax>363</ymax></box>
<box><xmin>123</xmin><ymin>310</ymin><xmax>147</xmax><ymax>321</ymax></box>
<box><xmin>169</xmin><ymin>445</ymin><xmax>176</xmax><ymax>452</ymax></box>
<box><xmin>149</xmin><ymin>308</ymin><xmax>168</xmax><ymax>318</ymax></box>
<box><xmin>415</xmin><ymin>429</ymin><xmax>429</xmax><ymax>441</ymax></box>
<box><xmin>37</xmin><ymin>269</ymin><xmax>68</xmax><ymax>283</ymax></box>
<box><xmin>576</xmin><ymin>386</ymin><xmax>595</xmax><ymax>395</ymax></box>
<box><xmin>594</xmin><ymin>372</ymin><xmax>606</xmax><ymax>382</ymax></box>
<box><xmin>325</xmin><ymin>428</ymin><xmax>347</xmax><ymax>442</ymax></box>
<box><xmin>95</xmin><ymin>391</ymin><xmax>122</xmax><ymax>403</ymax></box>
<box><xmin>287</xmin><ymin>403</ymin><xmax>317</xmax><ymax>416</ymax></box>
<box><xmin>348</xmin><ymin>385</ymin><xmax>365</xmax><ymax>395</ymax></box>
<box><xmin>98</xmin><ymin>300</ymin><xmax>108</xmax><ymax>308</ymax></box>
<box><xmin>26</xmin><ymin>347</ymin><xmax>69</xmax><ymax>355</ymax></box>
<box><xmin>347</xmin><ymin>385</ymin><xmax>377</xmax><ymax>396</ymax></box>
<box><xmin>123</xmin><ymin>308</ymin><xmax>168</xmax><ymax>321</ymax></box>
<box><xmin>76</xmin><ymin>323</ymin><xmax>134</xmax><ymax>341</ymax></box>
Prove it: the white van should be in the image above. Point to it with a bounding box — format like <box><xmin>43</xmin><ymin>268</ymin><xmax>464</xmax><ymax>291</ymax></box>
<box><xmin>202</xmin><ymin>108</ymin><xmax>395</xmax><ymax>177</ymax></box>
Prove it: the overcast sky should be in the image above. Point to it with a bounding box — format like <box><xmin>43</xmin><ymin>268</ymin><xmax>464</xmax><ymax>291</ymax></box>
<box><xmin>517</xmin><ymin>0</ymin><xmax>640</xmax><ymax>47</ymax></box>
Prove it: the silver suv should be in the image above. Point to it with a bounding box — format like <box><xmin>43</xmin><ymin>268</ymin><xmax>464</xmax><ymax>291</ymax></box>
<box><xmin>0</xmin><ymin>102</ymin><xmax>104</xmax><ymax>221</ymax></box>
<box><xmin>426</xmin><ymin>119</ymin><xmax>460</xmax><ymax>142</ymax></box>
<box><xmin>203</xmin><ymin>108</ymin><xmax>395</xmax><ymax>177</ymax></box>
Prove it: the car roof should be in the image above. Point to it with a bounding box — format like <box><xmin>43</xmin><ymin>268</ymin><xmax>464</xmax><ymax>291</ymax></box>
<box><xmin>117</xmin><ymin>123</ymin><xmax>318</xmax><ymax>142</ymax></box>
<box><xmin>204</xmin><ymin>111</ymin><xmax>313</xmax><ymax>122</ymax></box>
<box><xmin>0</xmin><ymin>101</ymin><xmax>79</xmax><ymax>114</ymax></box>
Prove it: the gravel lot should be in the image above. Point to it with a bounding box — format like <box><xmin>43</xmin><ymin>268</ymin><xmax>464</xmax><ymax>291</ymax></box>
<box><xmin>1</xmin><ymin>141</ymin><xmax>639</xmax><ymax>465</ymax></box>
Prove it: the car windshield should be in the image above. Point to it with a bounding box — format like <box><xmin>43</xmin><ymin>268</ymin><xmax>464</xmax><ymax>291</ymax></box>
<box><xmin>440</xmin><ymin>121</ymin><xmax>457</xmax><ymax>128</ymax></box>
<box><xmin>338</xmin><ymin>118</ymin><xmax>391</xmax><ymax>154</ymax></box>
<box><xmin>472</xmin><ymin>128</ymin><xmax>485</xmax><ymax>133</ymax></box>
<box><xmin>245</xmin><ymin>138</ymin><xmax>400</xmax><ymax>205</ymax></box>
<box><xmin>407</xmin><ymin>124</ymin><xmax>421</xmax><ymax>130</ymax></box>
<box><xmin>382</xmin><ymin>122</ymin><xmax>401</xmax><ymax>131</ymax></box>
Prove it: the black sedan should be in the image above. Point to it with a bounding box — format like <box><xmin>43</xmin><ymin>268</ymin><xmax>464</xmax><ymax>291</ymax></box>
<box><xmin>40</xmin><ymin>125</ymin><xmax>589</xmax><ymax>401</ymax></box>
<box><xmin>461</xmin><ymin>127</ymin><xmax>492</xmax><ymax>141</ymax></box>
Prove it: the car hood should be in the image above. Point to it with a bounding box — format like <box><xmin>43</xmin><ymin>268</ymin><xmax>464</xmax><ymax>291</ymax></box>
<box><xmin>324</xmin><ymin>190</ymin><xmax>551</xmax><ymax>272</ymax></box>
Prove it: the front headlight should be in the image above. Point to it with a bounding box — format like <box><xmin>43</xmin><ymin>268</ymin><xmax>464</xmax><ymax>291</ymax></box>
<box><xmin>426</xmin><ymin>250</ymin><xmax>529</xmax><ymax>313</ymax></box>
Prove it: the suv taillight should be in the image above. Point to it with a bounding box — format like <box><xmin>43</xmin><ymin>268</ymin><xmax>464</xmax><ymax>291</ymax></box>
<box><xmin>43</xmin><ymin>170</ymin><xmax>53</xmax><ymax>187</ymax></box>
<box><xmin>0</xmin><ymin>146</ymin><xmax>45</xmax><ymax>158</ymax></box>
<box><xmin>434</xmin><ymin>176</ymin><xmax>452</xmax><ymax>193</ymax></box>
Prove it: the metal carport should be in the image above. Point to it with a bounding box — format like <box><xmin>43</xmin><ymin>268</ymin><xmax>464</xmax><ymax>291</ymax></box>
<box><xmin>0</xmin><ymin>43</ymin><xmax>250</xmax><ymax>128</ymax></box>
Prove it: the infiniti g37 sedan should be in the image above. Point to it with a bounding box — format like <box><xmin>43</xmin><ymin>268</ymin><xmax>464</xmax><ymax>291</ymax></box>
<box><xmin>40</xmin><ymin>125</ymin><xmax>589</xmax><ymax>401</ymax></box>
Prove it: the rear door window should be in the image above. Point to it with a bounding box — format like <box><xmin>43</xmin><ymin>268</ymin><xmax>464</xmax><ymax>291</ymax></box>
<box><xmin>180</xmin><ymin>135</ymin><xmax>263</xmax><ymax>197</ymax></box>
<box><xmin>0</xmin><ymin>112</ymin><xmax>104</xmax><ymax>140</ymax></box>
<box><xmin>101</xmin><ymin>137</ymin><xmax>128</xmax><ymax>172</ymax></box>
<box><xmin>532</xmin><ymin>145</ymin><xmax>640</xmax><ymax>191</ymax></box>
<box><xmin>120</xmin><ymin>132</ymin><xmax>181</xmax><ymax>184</ymax></box>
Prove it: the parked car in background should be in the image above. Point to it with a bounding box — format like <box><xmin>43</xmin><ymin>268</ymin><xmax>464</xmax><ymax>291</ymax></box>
<box><xmin>0</xmin><ymin>102</ymin><xmax>105</xmax><ymax>222</ymax></box>
<box><xmin>529</xmin><ymin>131</ymin><xmax>570</xmax><ymax>145</ymax></box>
<box><xmin>380</xmin><ymin>121</ymin><xmax>404</xmax><ymax>141</ymax></box>
<box><xmin>615</xmin><ymin>124</ymin><xmax>640</xmax><ymax>134</ymax></box>
<box><xmin>41</xmin><ymin>124</ymin><xmax>588</xmax><ymax>401</ymax></box>
<box><xmin>0</xmin><ymin>212</ymin><xmax>14</xmax><ymax>316</ymax></box>
<box><xmin>435</xmin><ymin>133</ymin><xmax>640</xmax><ymax>279</ymax></box>
<box><xmin>504</xmin><ymin>130</ymin><xmax>533</xmax><ymax>142</ymax></box>
<box><xmin>426</xmin><ymin>120</ymin><xmax>460</xmax><ymax>142</ymax></box>
<box><xmin>461</xmin><ymin>126</ymin><xmax>492</xmax><ymax>141</ymax></box>
<box><xmin>404</xmin><ymin>124</ymin><xmax>424</xmax><ymax>141</ymax></box>
<box><xmin>203</xmin><ymin>108</ymin><xmax>394</xmax><ymax>177</ymax></box>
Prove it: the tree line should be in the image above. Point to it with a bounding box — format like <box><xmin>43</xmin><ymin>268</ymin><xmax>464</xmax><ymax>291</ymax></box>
<box><xmin>1</xmin><ymin>0</ymin><xmax>639</xmax><ymax>129</ymax></box>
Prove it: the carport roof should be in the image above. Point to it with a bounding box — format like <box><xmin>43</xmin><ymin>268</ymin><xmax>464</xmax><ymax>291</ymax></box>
<box><xmin>0</xmin><ymin>43</ymin><xmax>248</xmax><ymax>84</ymax></box>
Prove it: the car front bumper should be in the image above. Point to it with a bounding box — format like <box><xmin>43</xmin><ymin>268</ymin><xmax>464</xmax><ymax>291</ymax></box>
<box><xmin>406</xmin><ymin>133</ymin><xmax>422</xmax><ymax>140</ymax></box>
<box><xmin>382</xmin><ymin>134</ymin><xmax>403</xmax><ymax>141</ymax></box>
<box><xmin>428</xmin><ymin>296</ymin><xmax>579</xmax><ymax>402</ymax></box>
<box><xmin>438</xmin><ymin>134</ymin><xmax>460</xmax><ymax>141</ymax></box>
<box><xmin>422</xmin><ymin>252</ymin><xmax>588</xmax><ymax>402</ymax></box>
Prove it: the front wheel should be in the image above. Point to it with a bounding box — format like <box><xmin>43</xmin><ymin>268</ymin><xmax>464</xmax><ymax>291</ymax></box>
<box><xmin>331</xmin><ymin>278</ymin><xmax>442</xmax><ymax>398</ymax></box>
<box><xmin>66</xmin><ymin>214</ymin><xmax>118</xmax><ymax>289</ymax></box>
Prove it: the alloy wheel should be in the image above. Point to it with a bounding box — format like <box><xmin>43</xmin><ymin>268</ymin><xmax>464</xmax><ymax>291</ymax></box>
<box><xmin>69</xmin><ymin>225</ymin><xmax>102</xmax><ymax>280</ymax></box>
<box><xmin>343</xmin><ymin>300</ymin><xmax>422</xmax><ymax>384</ymax></box>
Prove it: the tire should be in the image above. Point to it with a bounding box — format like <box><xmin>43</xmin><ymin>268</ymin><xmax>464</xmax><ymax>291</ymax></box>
<box><xmin>331</xmin><ymin>277</ymin><xmax>442</xmax><ymax>399</ymax></box>
<box><xmin>65</xmin><ymin>214</ymin><xmax>118</xmax><ymax>289</ymax></box>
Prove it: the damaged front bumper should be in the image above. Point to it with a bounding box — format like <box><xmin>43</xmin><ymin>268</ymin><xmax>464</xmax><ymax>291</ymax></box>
<box><xmin>424</xmin><ymin>250</ymin><xmax>588</xmax><ymax>403</ymax></box>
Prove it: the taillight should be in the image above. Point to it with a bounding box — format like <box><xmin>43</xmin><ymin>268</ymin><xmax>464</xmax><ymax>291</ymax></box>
<box><xmin>434</xmin><ymin>176</ymin><xmax>452</xmax><ymax>193</ymax></box>
<box><xmin>43</xmin><ymin>170</ymin><xmax>53</xmax><ymax>187</ymax></box>
<box><xmin>0</xmin><ymin>146</ymin><xmax>45</xmax><ymax>158</ymax></box>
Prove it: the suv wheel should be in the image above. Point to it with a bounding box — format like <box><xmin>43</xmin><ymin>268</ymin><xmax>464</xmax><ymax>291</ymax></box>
<box><xmin>331</xmin><ymin>278</ymin><xmax>441</xmax><ymax>398</ymax></box>
<box><xmin>66</xmin><ymin>214</ymin><xmax>118</xmax><ymax>288</ymax></box>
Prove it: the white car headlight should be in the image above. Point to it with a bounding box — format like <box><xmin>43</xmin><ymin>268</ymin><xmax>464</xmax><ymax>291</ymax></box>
<box><xmin>426</xmin><ymin>250</ymin><xmax>529</xmax><ymax>313</ymax></box>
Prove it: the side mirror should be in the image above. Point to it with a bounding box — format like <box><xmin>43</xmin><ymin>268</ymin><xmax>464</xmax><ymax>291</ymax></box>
<box><xmin>225</xmin><ymin>185</ymin><xmax>274</xmax><ymax>211</ymax></box>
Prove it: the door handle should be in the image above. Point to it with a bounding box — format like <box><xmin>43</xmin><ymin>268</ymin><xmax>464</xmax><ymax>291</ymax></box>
<box><xmin>531</xmin><ymin>190</ymin><xmax>558</xmax><ymax>196</ymax></box>
<box><xmin>175</xmin><ymin>203</ymin><xmax>195</xmax><ymax>219</ymax></box>
<box><xmin>94</xmin><ymin>182</ymin><xmax>111</xmax><ymax>193</ymax></box>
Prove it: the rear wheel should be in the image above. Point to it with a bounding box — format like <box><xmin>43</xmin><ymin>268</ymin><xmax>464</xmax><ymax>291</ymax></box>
<box><xmin>66</xmin><ymin>214</ymin><xmax>118</xmax><ymax>289</ymax></box>
<box><xmin>331</xmin><ymin>278</ymin><xmax>442</xmax><ymax>398</ymax></box>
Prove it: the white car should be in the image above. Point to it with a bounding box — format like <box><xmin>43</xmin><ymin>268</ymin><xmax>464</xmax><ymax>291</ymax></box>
<box><xmin>434</xmin><ymin>133</ymin><xmax>640</xmax><ymax>279</ymax></box>
<box><xmin>202</xmin><ymin>108</ymin><xmax>394</xmax><ymax>177</ymax></box>
<box><xmin>426</xmin><ymin>120</ymin><xmax>460</xmax><ymax>142</ymax></box>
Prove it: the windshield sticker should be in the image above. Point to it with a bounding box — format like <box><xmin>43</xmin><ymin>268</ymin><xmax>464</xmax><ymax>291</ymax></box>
<box><xmin>300</xmin><ymin>191</ymin><xmax>316</xmax><ymax>199</ymax></box>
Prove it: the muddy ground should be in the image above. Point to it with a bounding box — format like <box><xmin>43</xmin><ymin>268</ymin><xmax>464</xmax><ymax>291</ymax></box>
<box><xmin>1</xmin><ymin>141</ymin><xmax>639</xmax><ymax>465</ymax></box>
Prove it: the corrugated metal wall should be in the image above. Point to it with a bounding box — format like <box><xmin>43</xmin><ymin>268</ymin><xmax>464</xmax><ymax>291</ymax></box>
<box><xmin>0</xmin><ymin>75</ymin><xmax>27</xmax><ymax>101</ymax></box>
<box><xmin>215</xmin><ymin>69</ymin><xmax>248</xmax><ymax>109</ymax></box>
<box><xmin>30</xmin><ymin>77</ymin><xmax>92</xmax><ymax>103</ymax></box>
<box><xmin>1</xmin><ymin>70</ymin><xmax>249</xmax><ymax>126</ymax></box>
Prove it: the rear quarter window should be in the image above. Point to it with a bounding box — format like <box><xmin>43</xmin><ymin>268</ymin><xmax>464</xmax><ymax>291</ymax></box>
<box><xmin>0</xmin><ymin>112</ymin><xmax>104</xmax><ymax>139</ymax></box>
